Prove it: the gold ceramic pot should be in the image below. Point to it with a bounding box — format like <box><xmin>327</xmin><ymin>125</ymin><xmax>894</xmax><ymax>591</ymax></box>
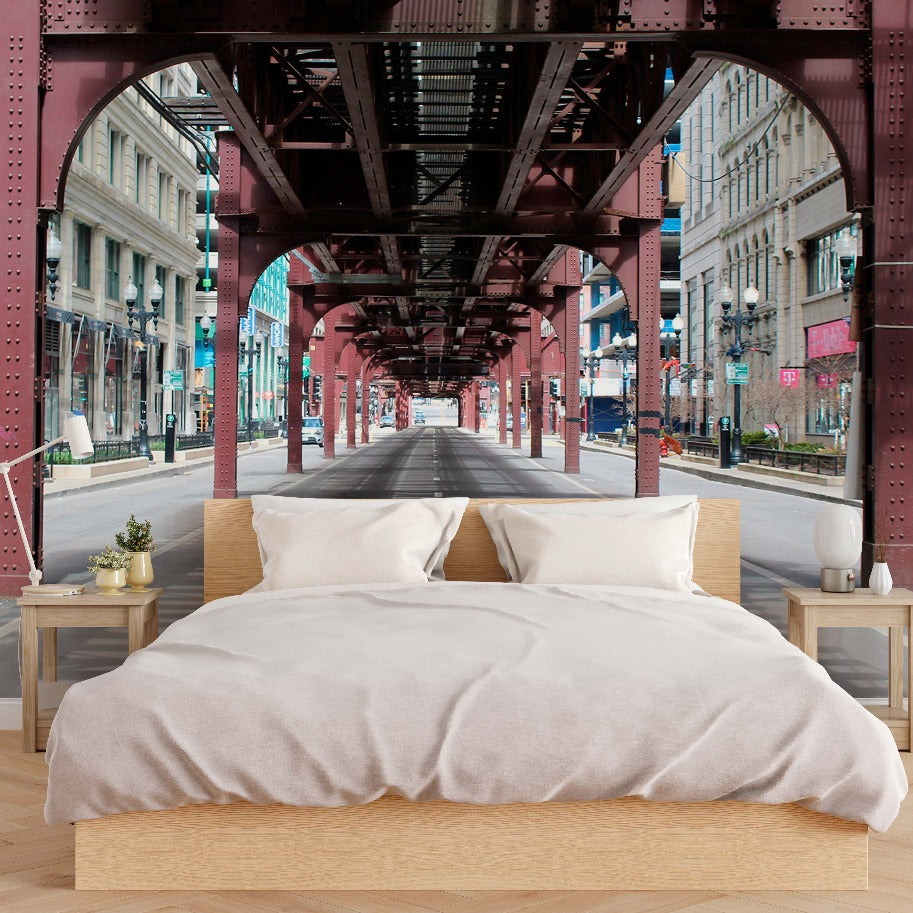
<box><xmin>96</xmin><ymin>568</ymin><xmax>127</xmax><ymax>595</ymax></box>
<box><xmin>126</xmin><ymin>552</ymin><xmax>154</xmax><ymax>591</ymax></box>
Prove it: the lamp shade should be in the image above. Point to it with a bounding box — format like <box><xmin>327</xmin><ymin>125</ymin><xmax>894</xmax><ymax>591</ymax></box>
<box><xmin>813</xmin><ymin>504</ymin><xmax>861</xmax><ymax>569</ymax></box>
<box><xmin>63</xmin><ymin>415</ymin><xmax>94</xmax><ymax>460</ymax></box>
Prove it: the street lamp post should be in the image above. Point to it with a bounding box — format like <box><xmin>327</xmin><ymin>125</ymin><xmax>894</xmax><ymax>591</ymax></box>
<box><xmin>583</xmin><ymin>349</ymin><xmax>603</xmax><ymax>441</ymax></box>
<box><xmin>605</xmin><ymin>331</ymin><xmax>637</xmax><ymax>447</ymax></box>
<box><xmin>239</xmin><ymin>332</ymin><xmax>263</xmax><ymax>443</ymax></box>
<box><xmin>124</xmin><ymin>276</ymin><xmax>163</xmax><ymax>460</ymax></box>
<box><xmin>660</xmin><ymin>313</ymin><xmax>684</xmax><ymax>432</ymax></box>
<box><xmin>718</xmin><ymin>285</ymin><xmax>760</xmax><ymax>466</ymax></box>
<box><xmin>276</xmin><ymin>350</ymin><xmax>289</xmax><ymax>421</ymax></box>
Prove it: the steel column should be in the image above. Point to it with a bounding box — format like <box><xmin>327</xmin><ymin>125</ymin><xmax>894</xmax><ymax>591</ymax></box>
<box><xmin>1</xmin><ymin>3</ymin><xmax>43</xmax><ymax>593</ymax></box>
<box><xmin>286</xmin><ymin>261</ymin><xmax>305</xmax><ymax>474</ymax></box>
<box><xmin>360</xmin><ymin>366</ymin><xmax>371</xmax><ymax>444</ymax></box>
<box><xmin>212</xmin><ymin>136</ymin><xmax>242</xmax><ymax>499</ymax></box>
<box><xmin>867</xmin><ymin>2</ymin><xmax>913</xmax><ymax>583</ymax></box>
<box><xmin>634</xmin><ymin>220</ymin><xmax>663</xmax><ymax>497</ymax></box>
<box><xmin>322</xmin><ymin>311</ymin><xmax>338</xmax><ymax>459</ymax></box>
<box><xmin>346</xmin><ymin>347</ymin><xmax>358</xmax><ymax>449</ymax></box>
<box><xmin>498</xmin><ymin>360</ymin><xmax>508</xmax><ymax>444</ymax></box>
<box><xmin>563</xmin><ymin>290</ymin><xmax>581</xmax><ymax>476</ymax></box>
<box><xmin>529</xmin><ymin>313</ymin><xmax>543</xmax><ymax>458</ymax></box>
<box><xmin>511</xmin><ymin>349</ymin><xmax>522</xmax><ymax>449</ymax></box>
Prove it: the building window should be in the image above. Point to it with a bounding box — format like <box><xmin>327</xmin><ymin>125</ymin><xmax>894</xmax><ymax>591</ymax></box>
<box><xmin>155</xmin><ymin>265</ymin><xmax>167</xmax><ymax>321</ymax></box>
<box><xmin>108</xmin><ymin>128</ymin><xmax>122</xmax><ymax>187</ymax></box>
<box><xmin>71</xmin><ymin>322</ymin><xmax>95</xmax><ymax>421</ymax></box>
<box><xmin>175</xmin><ymin>275</ymin><xmax>185</xmax><ymax>324</ymax></box>
<box><xmin>132</xmin><ymin>252</ymin><xmax>147</xmax><ymax>307</ymax></box>
<box><xmin>177</xmin><ymin>188</ymin><xmax>188</xmax><ymax>233</ymax></box>
<box><xmin>807</xmin><ymin>225</ymin><xmax>855</xmax><ymax>296</ymax></box>
<box><xmin>103</xmin><ymin>328</ymin><xmax>124</xmax><ymax>436</ymax></box>
<box><xmin>135</xmin><ymin>152</ymin><xmax>149</xmax><ymax>207</ymax></box>
<box><xmin>73</xmin><ymin>221</ymin><xmax>91</xmax><ymax>290</ymax></box>
<box><xmin>158</xmin><ymin>171</ymin><xmax>169</xmax><ymax>221</ymax></box>
<box><xmin>44</xmin><ymin>319</ymin><xmax>62</xmax><ymax>442</ymax></box>
<box><xmin>104</xmin><ymin>237</ymin><xmax>121</xmax><ymax>301</ymax></box>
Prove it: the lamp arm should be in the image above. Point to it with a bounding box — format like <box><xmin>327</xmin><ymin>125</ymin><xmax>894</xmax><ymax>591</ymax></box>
<box><xmin>0</xmin><ymin>433</ymin><xmax>66</xmax><ymax>469</ymax></box>
<box><xmin>0</xmin><ymin>465</ymin><xmax>40</xmax><ymax>585</ymax></box>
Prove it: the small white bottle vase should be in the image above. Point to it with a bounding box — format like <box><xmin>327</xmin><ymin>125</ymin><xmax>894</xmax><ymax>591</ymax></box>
<box><xmin>869</xmin><ymin>562</ymin><xmax>893</xmax><ymax>597</ymax></box>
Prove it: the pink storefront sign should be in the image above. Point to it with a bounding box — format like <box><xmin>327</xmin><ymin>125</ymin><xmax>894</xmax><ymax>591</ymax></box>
<box><xmin>816</xmin><ymin>373</ymin><xmax>837</xmax><ymax>388</ymax></box>
<box><xmin>780</xmin><ymin>368</ymin><xmax>801</xmax><ymax>387</ymax></box>
<box><xmin>806</xmin><ymin>319</ymin><xmax>857</xmax><ymax>359</ymax></box>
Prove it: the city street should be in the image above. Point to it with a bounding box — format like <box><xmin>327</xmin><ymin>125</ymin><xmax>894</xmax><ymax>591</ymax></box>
<box><xmin>0</xmin><ymin>424</ymin><xmax>888</xmax><ymax>704</ymax></box>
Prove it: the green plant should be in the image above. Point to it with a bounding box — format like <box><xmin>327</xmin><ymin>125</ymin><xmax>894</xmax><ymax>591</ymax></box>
<box><xmin>740</xmin><ymin>431</ymin><xmax>776</xmax><ymax>449</ymax></box>
<box><xmin>115</xmin><ymin>514</ymin><xmax>156</xmax><ymax>553</ymax></box>
<box><xmin>783</xmin><ymin>442</ymin><xmax>824</xmax><ymax>453</ymax></box>
<box><xmin>87</xmin><ymin>546</ymin><xmax>132</xmax><ymax>573</ymax></box>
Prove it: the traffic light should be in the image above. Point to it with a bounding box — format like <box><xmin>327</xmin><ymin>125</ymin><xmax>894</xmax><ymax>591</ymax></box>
<box><xmin>549</xmin><ymin>378</ymin><xmax>561</xmax><ymax>398</ymax></box>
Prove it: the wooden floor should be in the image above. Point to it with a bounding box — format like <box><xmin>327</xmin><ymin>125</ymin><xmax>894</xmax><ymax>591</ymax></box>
<box><xmin>1</xmin><ymin>732</ymin><xmax>911</xmax><ymax>913</ymax></box>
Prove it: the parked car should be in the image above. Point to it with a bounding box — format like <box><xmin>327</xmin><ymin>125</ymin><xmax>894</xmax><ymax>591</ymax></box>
<box><xmin>302</xmin><ymin>416</ymin><xmax>324</xmax><ymax>447</ymax></box>
<box><xmin>379</xmin><ymin>413</ymin><xmax>395</xmax><ymax>428</ymax></box>
<box><xmin>414</xmin><ymin>410</ymin><xmax>425</xmax><ymax>424</ymax></box>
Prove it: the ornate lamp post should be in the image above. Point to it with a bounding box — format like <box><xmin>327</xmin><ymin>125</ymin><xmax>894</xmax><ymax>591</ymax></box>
<box><xmin>124</xmin><ymin>276</ymin><xmax>163</xmax><ymax>460</ymax></box>
<box><xmin>239</xmin><ymin>331</ymin><xmax>263</xmax><ymax>443</ymax></box>
<box><xmin>276</xmin><ymin>348</ymin><xmax>289</xmax><ymax>421</ymax></box>
<box><xmin>660</xmin><ymin>313</ymin><xmax>684</xmax><ymax>431</ymax></box>
<box><xmin>583</xmin><ymin>349</ymin><xmax>603</xmax><ymax>441</ymax></box>
<box><xmin>718</xmin><ymin>285</ymin><xmax>760</xmax><ymax>466</ymax></box>
<box><xmin>199</xmin><ymin>312</ymin><xmax>216</xmax><ymax>350</ymax></box>
<box><xmin>46</xmin><ymin>229</ymin><xmax>62</xmax><ymax>302</ymax></box>
<box><xmin>605</xmin><ymin>330</ymin><xmax>637</xmax><ymax>447</ymax></box>
<box><xmin>837</xmin><ymin>230</ymin><xmax>857</xmax><ymax>301</ymax></box>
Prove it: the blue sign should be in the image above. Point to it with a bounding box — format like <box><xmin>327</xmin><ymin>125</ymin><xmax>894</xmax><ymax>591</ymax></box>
<box><xmin>270</xmin><ymin>321</ymin><xmax>285</xmax><ymax>348</ymax></box>
<box><xmin>239</xmin><ymin>312</ymin><xmax>256</xmax><ymax>338</ymax></box>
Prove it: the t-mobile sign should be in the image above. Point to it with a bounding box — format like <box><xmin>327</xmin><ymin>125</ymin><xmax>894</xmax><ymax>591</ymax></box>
<box><xmin>806</xmin><ymin>319</ymin><xmax>856</xmax><ymax>359</ymax></box>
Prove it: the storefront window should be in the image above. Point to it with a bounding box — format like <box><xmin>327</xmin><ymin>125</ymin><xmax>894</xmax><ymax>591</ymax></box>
<box><xmin>44</xmin><ymin>319</ymin><xmax>62</xmax><ymax>442</ymax></box>
<box><xmin>71</xmin><ymin>321</ymin><xmax>95</xmax><ymax>420</ymax></box>
<box><xmin>103</xmin><ymin>327</ymin><xmax>124</xmax><ymax>436</ymax></box>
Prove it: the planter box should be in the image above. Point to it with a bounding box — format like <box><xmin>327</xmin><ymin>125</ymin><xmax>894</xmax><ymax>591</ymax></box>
<box><xmin>51</xmin><ymin>457</ymin><xmax>151</xmax><ymax>479</ymax></box>
<box><xmin>737</xmin><ymin>463</ymin><xmax>844</xmax><ymax>487</ymax></box>
<box><xmin>151</xmin><ymin>447</ymin><xmax>215</xmax><ymax>464</ymax></box>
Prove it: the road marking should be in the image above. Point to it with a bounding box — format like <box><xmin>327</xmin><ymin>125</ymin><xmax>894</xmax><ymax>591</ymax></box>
<box><xmin>0</xmin><ymin>618</ymin><xmax>19</xmax><ymax>642</ymax></box>
<box><xmin>739</xmin><ymin>557</ymin><xmax>800</xmax><ymax>588</ymax></box>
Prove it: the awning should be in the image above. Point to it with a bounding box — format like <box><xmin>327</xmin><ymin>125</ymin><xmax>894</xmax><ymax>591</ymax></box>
<box><xmin>46</xmin><ymin>305</ymin><xmax>74</xmax><ymax>324</ymax></box>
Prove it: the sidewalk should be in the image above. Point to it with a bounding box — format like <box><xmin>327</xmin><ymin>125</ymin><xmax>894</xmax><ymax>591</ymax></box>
<box><xmin>42</xmin><ymin>438</ymin><xmax>289</xmax><ymax>499</ymax></box>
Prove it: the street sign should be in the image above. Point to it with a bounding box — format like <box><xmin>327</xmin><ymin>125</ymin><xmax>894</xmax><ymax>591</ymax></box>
<box><xmin>669</xmin><ymin>378</ymin><xmax>682</xmax><ymax>397</ymax></box>
<box><xmin>303</xmin><ymin>354</ymin><xmax>311</xmax><ymax>378</ymax></box>
<box><xmin>270</xmin><ymin>321</ymin><xmax>285</xmax><ymax>348</ymax></box>
<box><xmin>239</xmin><ymin>312</ymin><xmax>256</xmax><ymax>338</ymax></box>
<box><xmin>725</xmin><ymin>362</ymin><xmax>749</xmax><ymax>385</ymax></box>
<box><xmin>163</xmin><ymin>369</ymin><xmax>183</xmax><ymax>391</ymax></box>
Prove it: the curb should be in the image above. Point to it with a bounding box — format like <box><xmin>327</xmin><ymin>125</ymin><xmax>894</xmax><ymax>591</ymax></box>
<box><xmin>577</xmin><ymin>441</ymin><xmax>859</xmax><ymax>506</ymax></box>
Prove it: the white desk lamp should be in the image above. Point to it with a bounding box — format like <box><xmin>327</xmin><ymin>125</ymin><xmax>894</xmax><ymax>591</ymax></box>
<box><xmin>0</xmin><ymin>415</ymin><xmax>94</xmax><ymax>587</ymax></box>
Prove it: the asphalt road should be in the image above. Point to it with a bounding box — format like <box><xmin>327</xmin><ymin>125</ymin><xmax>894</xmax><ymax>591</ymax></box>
<box><xmin>0</xmin><ymin>424</ymin><xmax>897</xmax><ymax>705</ymax></box>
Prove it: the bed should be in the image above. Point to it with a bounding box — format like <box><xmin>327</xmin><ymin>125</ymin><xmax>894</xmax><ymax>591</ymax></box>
<box><xmin>59</xmin><ymin>497</ymin><xmax>905</xmax><ymax>891</ymax></box>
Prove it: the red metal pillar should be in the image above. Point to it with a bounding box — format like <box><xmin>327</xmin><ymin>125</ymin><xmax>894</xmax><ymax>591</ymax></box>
<box><xmin>511</xmin><ymin>348</ymin><xmax>522</xmax><ymax>449</ymax></box>
<box><xmin>634</xmin><ymin>221</ymin><xmax>662</xmax><ymax>497</ymax></box>
<box><xmin>471</xmin><ymin>381</ymin><xmax>480</xmax><ymax>433</ymax></box>
<box><xmin>395</xmin><ymin>382</ymin><xmax>408</xmax><ymax>430</ymax></box>
<box><xmin>563</xmin><ymin>288</ymin><xmax>581</xmax><ymax>475</ymax></box>
<box><xmin>212</xmin><ymin>135</ymin><xmax>242</xmax><ymax>498</ymax></box>
<box><xmin>322</xmin><ymin>311</ymin><xmax>338</xmax><ymax>459</ymax></box>
<box><xmin>868</xmin><ymin>3</ymin><xmax>913</xmax><ymax>581</ymax></box>
<box><xmin>360</xmin><ymin>366</ymin><xmax>371</xmax><ymax>444</ymax></box>
<box><xmin>286</xmin><ymin>266</ymin><xmax>305</xmax><ymax>474</ymax></box>
<box><xmin>529</xmin><ymin>313</ymin><xmax>543</xmax><ymax>458</ymax></box>
<box><xmin>1</xmin><ymin>2</ymin><xmax>43</xmax><ymax>592</ymax></box>
<box><xmin>498</xmin><ymin>360</ymin><xmax>508</xmax><ymax>444</ymax></box>
<box><xmin>346</xmin><ymin>347</ymin><xmax>358</xmax><ymax>449</ymax></box>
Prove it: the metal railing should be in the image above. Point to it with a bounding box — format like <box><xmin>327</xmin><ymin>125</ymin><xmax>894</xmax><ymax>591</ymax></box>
<box><xmin>683</xmin><ymin>440</ymin><xmax>845</xmax><ymax>476</ymax></box>
<box><xmin>45</xmin><ymin>430</ymin><xmax>217</xmax><ymax>468</ymax></box>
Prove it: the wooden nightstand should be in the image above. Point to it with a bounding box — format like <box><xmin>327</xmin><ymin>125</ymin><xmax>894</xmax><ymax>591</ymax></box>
<box><xmin>17</xmin><ymin>586</ymin><xmax>162</xmax><ymax>752</ymax></box>
<box><xmin>784</xmin><ymin>586</ymin><xmax>912</xmax><ymax>750</ymax></box>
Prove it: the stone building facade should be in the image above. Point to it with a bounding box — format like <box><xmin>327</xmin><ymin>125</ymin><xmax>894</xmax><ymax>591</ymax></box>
<box><xmin>46</xmin><ymin>65</ymin><xmax>200</xmax><ymax>443</ymax></box>
<box><xmin>679</xmin><ymin>64</ymin><xmax>857</xmax><ymax>443</ymax></box>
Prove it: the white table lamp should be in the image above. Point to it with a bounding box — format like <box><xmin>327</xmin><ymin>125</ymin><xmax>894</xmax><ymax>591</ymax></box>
<box><xmin>0</xmin><ymin>415</ymin><xmax>94</xmax><ymax>587</ymax></box>
<box><xmin>814</xmin><ymin>503</ymin><xmax>862</xmax><ymax>593</ymax></box>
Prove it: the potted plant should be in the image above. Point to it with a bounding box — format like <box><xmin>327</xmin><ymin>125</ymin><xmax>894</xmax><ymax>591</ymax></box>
<box><xmin>115</xmin><ymin>514</ymin><xmax>156</xmax><ymax>591</ymax></box>
<box><xmin>88</xmin><ymin>546</ymin><xmax>132</xmax><ymax>595</ymax></box>
<box><xmin>869</xmin><ymin>510</ymin><xmax>893</xmax><ymax>596</ymax></box>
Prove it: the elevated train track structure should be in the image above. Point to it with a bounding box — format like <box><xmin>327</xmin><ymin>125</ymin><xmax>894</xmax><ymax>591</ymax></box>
<box><xmin>1</xmin><ymin>1</ymin><xmax>909</xmax><ymax>590</ymax></box>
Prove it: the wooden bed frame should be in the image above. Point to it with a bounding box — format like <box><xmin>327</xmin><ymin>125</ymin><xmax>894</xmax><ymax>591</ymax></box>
<box><xmin>74</xmin><ymin>497</ymin><xmax>869</xmax><ymax>891</ymax></box>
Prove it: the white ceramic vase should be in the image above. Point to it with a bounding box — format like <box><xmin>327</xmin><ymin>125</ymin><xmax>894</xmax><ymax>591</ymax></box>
<box><xmin>95</xmin><ymin>568</ymin><xmax>126</xmax><ymax>595</ymax></box>
<box><xmin>126</xmin><ymin>551</ymin><xmax>154</xmax><ymax>591</ymax></box>
<box><xmin>869</xmin><ymin>562</ymin><xmax>893</xmax><ymax>596</ymax></box>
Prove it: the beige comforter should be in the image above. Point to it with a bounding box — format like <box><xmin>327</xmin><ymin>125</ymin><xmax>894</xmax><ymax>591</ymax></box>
<box><xmin>44</xmin><ymin>582</ymin><xmax>908</xmax><ymax>829</ymax></box>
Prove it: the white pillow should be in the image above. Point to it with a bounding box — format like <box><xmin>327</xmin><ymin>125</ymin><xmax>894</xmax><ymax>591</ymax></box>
<box><xmin>252</xmin><ymin>503</ymin><xmax>453</xmax><ymax>590</ymax></box>
<box><xmin>497</xmin><ymin>503</ymin><xmax>696</xmax><ymax>591</ymax></box>
<box><xmin>251</xmin><ymin>496</ymin><xmax>468</xmax><ymax>580</ymax></box>
<box><xmin>479</xmin><ymin>496</ymin><xmax>700</xmax><ymax>584</ymax></box>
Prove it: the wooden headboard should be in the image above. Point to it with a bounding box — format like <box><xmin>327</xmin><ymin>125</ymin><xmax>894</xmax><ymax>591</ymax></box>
<box><xmin>204</xmin><ymin>498</ymin><xmax>741</xmax><ymax>605</ymax></box>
